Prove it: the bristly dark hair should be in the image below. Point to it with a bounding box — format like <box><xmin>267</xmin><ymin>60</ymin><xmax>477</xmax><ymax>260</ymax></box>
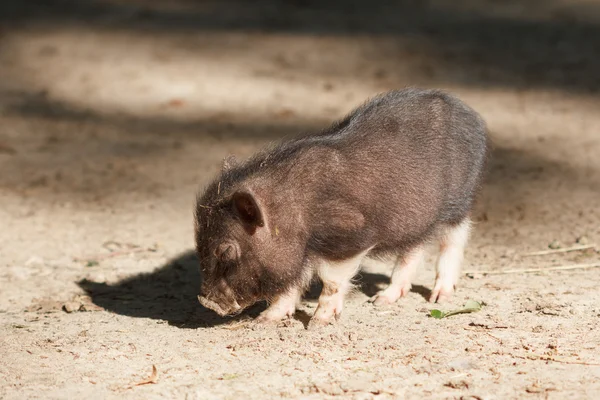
<box><xmin>194</xmin><ymin>87</ymin><xmax>490</xmax><ymax>310</ymax></box>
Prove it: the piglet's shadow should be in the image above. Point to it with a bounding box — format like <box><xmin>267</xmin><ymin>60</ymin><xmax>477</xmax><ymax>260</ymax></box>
<box><xmin>78</xmin><ymin>250</ymin><xmax>428</xmax><ymax>329</ymax></box>
<box><xmin>78</xmin><ymin>251</ymin><xmax>266</xmax><ymax>328</ymax></box>
<box><xmin>353</xmin><ymin>273</ymin><xmax>431</xmax><ymax>301</ymax></box>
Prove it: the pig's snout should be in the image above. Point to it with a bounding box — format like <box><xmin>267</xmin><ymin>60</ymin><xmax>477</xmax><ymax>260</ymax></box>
<box><xmin>198</xmin><ymin>282</ymin><xmax>242</xmax><ymax>317</ymax></box>
<box><xmin>197</xmin><ymin>295</ymin><xmax>241</xmax><ymax>317</ymax></box>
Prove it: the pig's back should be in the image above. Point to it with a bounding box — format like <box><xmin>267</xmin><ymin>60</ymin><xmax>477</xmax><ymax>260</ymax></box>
<box><xmin>340</xmin><ymin>89</ymin><xmax>486</xmax><ymax>214</ymax></box>
<box><xmin>299</xmin><ymin>89</ymin><xmax>489</xmax><ymax>256</ymax></box>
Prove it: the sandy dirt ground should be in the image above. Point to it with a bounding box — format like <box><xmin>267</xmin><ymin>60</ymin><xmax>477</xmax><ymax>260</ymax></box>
<box><xmin>1</xmin><ymin>0</ymin><xmax>600</xmax><ymax>399</ymax></box>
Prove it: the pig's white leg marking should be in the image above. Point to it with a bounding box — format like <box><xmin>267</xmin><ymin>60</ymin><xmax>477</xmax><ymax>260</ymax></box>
<box><xmin>430</xmin><ymin>218</ymin><xmax>471</xmax><ymax>303</ymax></box>
<box><xmin>312</xmin><ymin>249</ymin><xmax>371</xmax><ymax>324</ymax></box>
<box><xmin>256</xmin><ymin>287</ymin><xmax>301</xmax><ymax>323</ymax></box>
<box><xmin>256</xmin><ymin>266</ymin><xmax>314</xmax><ymax>323</ymax></box>
<box><xmin>370</xmin><ymin>245</ymin><xmax>425</xmax><ymax>305</ymax></box>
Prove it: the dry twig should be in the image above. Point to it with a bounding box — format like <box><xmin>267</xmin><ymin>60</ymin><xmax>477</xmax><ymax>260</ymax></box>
<box><xmin>124</xmin><ymin>365</ymin><xmax>158</xmax><ymax>389</ymax></box>
<box><xmin>521</xmin><ymin>244</ymin><xmax>596</xmax><ymax>257</ymax></box>
<box><xmin>511</xmin><ymin>353</ymin><xmax>600</xmax><ymax>366</ymax></box>
<box><xmin>464</xmin><ymin>262</ymin><xmax>600</xmax><ymax>276</ymax></box>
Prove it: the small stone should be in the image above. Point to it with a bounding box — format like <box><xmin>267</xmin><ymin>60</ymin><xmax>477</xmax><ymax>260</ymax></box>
<box><xmin>279</xmin><ymin>318</ymin><xmax>294</xmax><ymax>328</ymax></box>
<box><xmin>341</xmin><ymin>379</ymin><xmax>372</xmax><ymax>393</ymax></box>
<box><xmin>7</xmin><ymin>266</ymin><xmax>32</xmax><ymax>280</ymax></box>
<box><xmin>25</xmin><ymin>256</ymin><xmax>44</xmax><ymax>266</ymax></box>
<box><xmin>63</xmin><ymin>302</ymin><xmax>82</xmax><ymax>313</ymax></box>
<box><xmin>85</xmin><ymin>272</ymin><xmax>106</xmax><ymax>283</ymax></box>
<box><xmin>467</xmin><ymin>273</ymin><xmax>484</xmax><ymax>279</ymax></box>
<box><xmin>576</xmin><ymin>236</ymin><xmax>589</xmax><ymax>245</ymax></box>
<box><xmin>548</xmin><ymin>240</ymin><xmax>561</xmax><ymax>250</ymax></box>
<box><xmin>316</xmin><ymin>382</ymin><xmax>343</xmax><ymax>396</ymax></box>
<box><xmin>448</xmin><ymin>357</ymin><xmax>477</xmax><ymax>371</ymax></box>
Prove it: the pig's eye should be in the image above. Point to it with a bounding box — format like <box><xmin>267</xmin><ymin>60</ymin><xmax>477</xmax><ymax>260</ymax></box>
<box><xmin>218</xmin><ymin>245</ymin><xmax>234</xmax><ymax>262</ymax></box>
<box><xmin>214</xmin><ymin>241</ymin><xmax>240</xmax><ymax>263</ymax></box>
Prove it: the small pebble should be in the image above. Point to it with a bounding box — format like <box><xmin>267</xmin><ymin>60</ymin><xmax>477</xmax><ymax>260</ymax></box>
<box><xmin>25</xmin><ymin>256</ymin><xmax>44</xmax><ymax>266</ymax></box>
<box><xmin>85</xmin><ymin>272</ymin><xmax>106</xmax><ymax>283</ymax></box>
<box><xmin>63</xmin><ymin>302</ymin><xmax>82</xmax><ymax>313</ymax></box>
<box><xmin>467</xmin><ymin>273</ymin><xmax>484</xmax><ymax>279</ymax></box>
<box><xmin>548</xmin><ymin>240</ymin><xmax>561</xmax><ymax>250</ymax></box>
<box><xmin>448</xmin><ymin>357</ymin><xmax>477</xmax><ymax>371</ymax></box>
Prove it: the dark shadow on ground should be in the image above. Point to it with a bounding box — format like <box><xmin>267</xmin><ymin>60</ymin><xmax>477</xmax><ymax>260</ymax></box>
<box><xmin>0</xmin><ymin>0</ymin><xmax>599</xmax><ymax>93</ymax></box>
<box><xmin>1</xmin><ymin>90</ymin><xmax>321</xmax><ymax>142</ymax></box>
<box><xmin>357</xmin><ymin>272</ymin><xmax>431</xmax><ymax>301</ymax></box>
<box><xmin>3</xmin><ymin>90</ymin><xmax>599</xmax><ymax>241</ymax></box>
<box><xmin>0</xmin><ymin>91</ymin><xmax>324</xmax><ymax>200</ymax></box>
<box><xmin>78</xmin><ymin>249</ymin><xmax>423</xmax><ymax>328</ymax></box>
<box><xmin>78</xmin><ymin>251</ymin><xmax>264</xmax><ymax>328</ymax></box>
<box><xmin>0</xmin><ymin>2</ymin><xmax>598</xmax><ymax>215</ymax></box>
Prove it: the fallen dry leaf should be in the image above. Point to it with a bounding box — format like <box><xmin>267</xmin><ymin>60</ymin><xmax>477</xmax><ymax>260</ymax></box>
<box><xmin>167</xmin><ymin>99</ymin><xmax>185</xmax><ymax>107</ymax></box>
<box><xmin>125</xmin><ymin>365</ymin><xmax>158</xmax><ymax>389</ymax></box>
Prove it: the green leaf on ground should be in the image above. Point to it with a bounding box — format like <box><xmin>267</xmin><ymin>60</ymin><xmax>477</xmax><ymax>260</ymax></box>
<box><xmin>430</xmin><ymin>300</ymin><xmax>483</xmax><ymax>319</ymax></box>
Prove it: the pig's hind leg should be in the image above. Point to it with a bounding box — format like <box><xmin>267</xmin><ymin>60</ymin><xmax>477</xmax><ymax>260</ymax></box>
<box><xmin>430</xmin><ymin>218</ymin><xmax>471</xmax><ymax>303</ymax></box>
<box><xmin>311</xmin><ymin>249</ymin><xmax>371</xmax><ymax>325</ymax></box>
<box><xmin>369</xmin><ymin>246</ymin><xmax>425</xmax><ymax>306</ymax></box>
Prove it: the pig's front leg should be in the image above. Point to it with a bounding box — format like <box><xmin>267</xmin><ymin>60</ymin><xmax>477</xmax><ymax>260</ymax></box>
<box><xmin>256</xmin><ymin>287</ymin><xmax>301</xmax><ymax>323</ymax></box>
<box><xmin>311</xmin><ymin>250</ymin><xmax>370</xmax><ymax>325</ymax></box>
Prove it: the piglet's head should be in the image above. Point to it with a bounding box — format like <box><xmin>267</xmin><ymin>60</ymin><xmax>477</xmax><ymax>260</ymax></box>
<box><xmin>195</xmin><ymin>188</ymin><xmax>272</xmax><ymax>317</ymax></box>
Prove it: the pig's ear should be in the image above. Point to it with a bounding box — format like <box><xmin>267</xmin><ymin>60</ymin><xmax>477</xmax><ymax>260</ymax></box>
<box><xmin>232</xmin><ymin>191</ymin><xmax>264</xmax><ymax>232</ymax></box>
<box><xmin>222</xmin><ymin>155</ymin><xmax>238</xmax><ymax>172</ymax></box>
